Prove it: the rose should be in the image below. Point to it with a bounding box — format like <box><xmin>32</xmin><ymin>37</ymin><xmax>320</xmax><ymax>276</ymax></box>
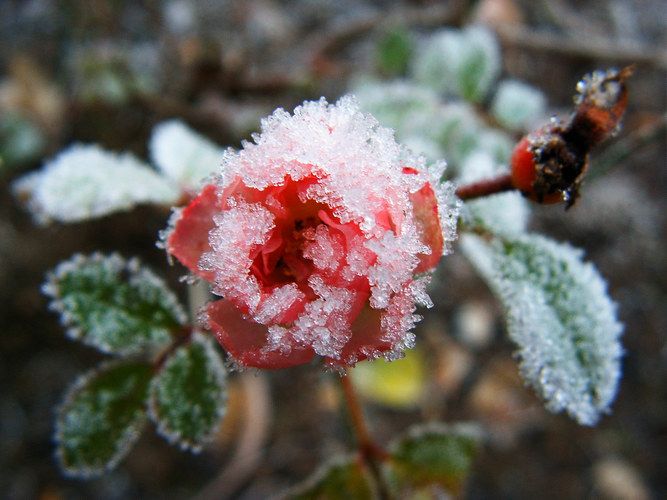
<box><xmin>163</xmin><ymin>96</ymin><xmax>458</xmax><ymax>369</ymax></box>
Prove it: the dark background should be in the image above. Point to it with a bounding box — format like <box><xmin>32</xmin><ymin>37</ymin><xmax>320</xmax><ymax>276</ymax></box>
<box><xmin>1</xmin><ymin>1</ymin><xmax>665</xmax><ymax>498</ymax></box>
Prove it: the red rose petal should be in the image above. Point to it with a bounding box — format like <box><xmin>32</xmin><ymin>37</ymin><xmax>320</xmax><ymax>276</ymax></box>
<box><xmin>410</xmin><ymin>182</ymin><xmax>444</xmax><ymax>273</ymax></box>
<box><xmin>207</xmin><ymin>298</ymin><xmax>315</xmax><ymax>369</ymax></box>
<box><xmin>329</xmin><ymin>304</ymin><xmax>390</xmax><ymax>366</ymax></box>
<box><xmin>168</xmin><ymin>184</ymin><xmax>220</xmax><ymax>280</ymax></box>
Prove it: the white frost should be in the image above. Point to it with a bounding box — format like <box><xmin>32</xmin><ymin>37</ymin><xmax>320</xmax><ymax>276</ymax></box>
<box><xmin>13</xmin><ymin>144</ymin><xmax>179</xmax><ymax>224</ymax></box>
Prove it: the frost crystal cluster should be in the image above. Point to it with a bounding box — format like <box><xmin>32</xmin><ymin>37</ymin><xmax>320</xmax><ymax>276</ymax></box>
<box><xmin>164</xmin><ymin>96</ymin><xmax>459</xmax><ymax>369</ymax></box>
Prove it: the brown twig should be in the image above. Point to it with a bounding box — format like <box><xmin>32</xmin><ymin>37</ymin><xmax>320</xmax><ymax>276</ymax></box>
<box><xmin>455</xmin><ymin>173</ymin><xmax>516</xmax><ymax>201</ymax></box>
<box><xmin>339</xmin><ymin>370</ymin><xmax>390</xmax><ymax>499</ymax></box>
<box><xmin>496</xmin><ymin>24</ymin><xmax>666</xmax><ymax>67</ymax></box>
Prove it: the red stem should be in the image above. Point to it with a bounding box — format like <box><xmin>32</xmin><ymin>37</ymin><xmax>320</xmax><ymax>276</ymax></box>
<box><xmin>339</xmin><ymin>370</ymin><xmax>389</xmax><ymax>462</ymax></box>
<box><xmin>455</xmin><ymin>173</ymin><xmax>515</xmax><ymax>201</ymax></box>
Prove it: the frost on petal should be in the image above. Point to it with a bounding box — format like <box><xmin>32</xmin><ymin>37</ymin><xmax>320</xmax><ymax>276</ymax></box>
<box><xmin>461</xmin><ymin>233</ymin><xmax>624</xmax><ymax>425</ymax></box>
<box><xmin>12</xmin><ymin>144</ymin><xmax>178</xmax><ymax>224</ymax></box>
<box><xmin>201</xmin><ymin>200</ymin><xmax>276</xmax><ymax>313</ymax></box>
<box><xmin>205</xmin><ymin>299</ymin><xmax>315</xmax><ymax>369</ymax></box>
<box><xmin>150</xmin><ymin>120</ymin><xmax>223</xmax><ymax>193</ymax></box>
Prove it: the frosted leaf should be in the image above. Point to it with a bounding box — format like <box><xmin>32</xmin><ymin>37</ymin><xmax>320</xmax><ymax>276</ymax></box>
<box><xmin>352</xmin><ymin>79</ymin><xmax>446</xmax><ymax>163</ymax></box>
<box><xmin>383</xmin><ymin>422</ymin><xmax>482</xmax><ymax>496</ymax></box>
<box><xmin>150</xmin><ymin>120</ymin><xmax>224</xmax><ymax>193</ymax></box>
<box><xmin>413</xmin><ymin>102</ymin><xmax>484</xmax><ymax>174</ymax></box>
<box><xmin>149</xmin><ymin>333</ymin><xmax>227</xmax><ymax>452</ymax></box>
<box><xmin>491</xmin><ymin>79</ymin><xmax>546</xmax><ymax>132</ymax></box>
<box><xmin>460</xmin><ymin>233</ymin><xmax>624</xmax><ymax>425</ymax></box>
<box><xmin>55</xmin><ymin>360</ymin><xmax>153</xmax><ymax>478</ymax></box>
<box><xmin>12</xmin><ymin>144</ymin><xmax>179</xmax><ymax>224</ymax></box>
<box><xmin>457</xmin><ymin>151</ymin><xmax>530</xmax><ymax>235</ymax></box>
<box><xmin>352</xmin><ymin>79</ymin><xmax>441</xmax><ymax>135</ymax></box>
<box><xmin>43</xmin><ymin>253</ymin><xmax>187</xmax><ymax>356</ymax></box>
<box><xmin>411</xmin><ymin>26</ymin><xmax>501</xmax><ymax>103</ymax></box>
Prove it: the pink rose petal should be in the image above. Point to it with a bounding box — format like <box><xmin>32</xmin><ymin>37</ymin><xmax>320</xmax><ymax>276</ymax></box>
<box><xmin>206</xmin><ymin>298</ymin><xmax>315</xmax><ymax>369</ymax></box>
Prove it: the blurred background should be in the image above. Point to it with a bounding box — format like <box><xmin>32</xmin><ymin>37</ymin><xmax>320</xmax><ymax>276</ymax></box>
<box><xmin>1</xmin><ymin>0</ymin><xmax>665</xmax><ymax>498</ymax></box>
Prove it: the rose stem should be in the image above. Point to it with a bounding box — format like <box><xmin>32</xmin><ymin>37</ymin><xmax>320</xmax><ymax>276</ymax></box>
<box><xmin>454</xmin><ymin>173</ymin><xmax>515</xmax><ymax>201</ymax></box>
<box><xmin>339</xmin><ymin>370</ymin><xmax>391</xmax><ymax>498</ymax></box>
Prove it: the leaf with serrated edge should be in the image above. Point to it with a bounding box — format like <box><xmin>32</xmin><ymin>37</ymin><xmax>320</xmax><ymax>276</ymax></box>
<box><xmin>460</xmin><ymin>233</ymin><xmax>623</xmax><ymax>425</ymax></box>
<box><xmin>43</xmin><ymin>253</ymin><xmax>187</xmax><ymax>356</ymax></box>
<box><xmin>276</xmin><ymin>454</ymin><xmax>378</xmax><ymax>500</ymax></box>
<box><xmin>55</xmin><ymin>360</ymin><xmax>153</xmax><ymax>478</ymax></box>
<box><xmin>149</xmin><ymin>333</ymin><xmax>227</xmax><ymax>451</ymax></box>
<box><xmin>384</xmin><ymin>422</ymin><xmax>481</xmax><ymax>496</ymax></box>
<box><xmin>150</xmin><ymin>120</ymin><xmax>223</xmax><ymax>194</ymax></box>
<box><xmin>12</xmin><ymin>144</ymin><xmax>179</xmax><ymax>224</ymax></box>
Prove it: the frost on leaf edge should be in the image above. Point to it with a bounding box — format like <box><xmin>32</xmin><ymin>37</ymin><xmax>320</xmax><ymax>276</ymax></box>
<box><xmin>42</xmin><ymin>252</ymin><xmax>187</xmax><ymax>356</ymax></box>
<box><xmin>148</xmin><ymin>332</ymin><xmax>228</xmax><ymax>452</ymax></box>
<box><xmin>54</xmin><ymin>359</ymin><xmax>152</xmax><ymax>479</ymax></box>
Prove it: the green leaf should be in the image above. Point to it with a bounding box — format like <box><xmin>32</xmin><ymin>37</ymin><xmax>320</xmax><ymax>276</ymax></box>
<box><xmin>0</xmin><ymin>111</ymin><xmax>46</xmax><ymax>168</ymax></box>
<box><xmin>411</xmin><ymin>26</ymin><xmax>500</xmax><ymax>103</ymax></box>
<box><xmin>384</xmin><ymin>422</ymin><xmax>481</xmax><ymax>497</ymax></box>
<box><xmin>149</xmin><ymin>333</ymin><xmax>228</xmax><ymax>451</ymax></box>
<box><xmin>12</xmin><ymin>144</ymin><xmax>179</xmax><ymax>224</ymax></box>
<box><xmin>43</xmin><ymin>253</ymin><xmax>187</xmax><ymax>356</ymax></box>
<box><xmin>279</xmin><ymin>455</ymin><xmax>377</xmax><ymax>500</ymax></box>
<box><xmin>376</xmin><ymin>27</ymin><xmax>413</xmax><ymax>76</ymax></box>
<box><xmin>55</xmin><ymin>360</ymin><xmax>153</xmax><ymax>478</ymax></box>
<box><xmin>460</xmin><ymin>233</ymin><xmax>624</xmax><ymax>425</ymax></box>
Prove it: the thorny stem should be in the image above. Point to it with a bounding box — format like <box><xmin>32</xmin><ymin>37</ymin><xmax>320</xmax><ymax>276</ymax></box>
<box><xmin>339</xmin><ymin>370</ymin><xmax>390</xmax><ymax>498</ymax></box>
<box><xmin>455</xmin><ymin>173</ymin><xmax>516</xmax><ymax>201</ymax></box>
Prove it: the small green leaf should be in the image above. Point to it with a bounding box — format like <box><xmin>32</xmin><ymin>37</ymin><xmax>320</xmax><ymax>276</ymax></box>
<box><xmin>149</xmin><ymin>333</ymin><xmax>228</xmax><ymax>451</ymax></box>
<box><xmin>376</xmin><ymin>27</ymin><xmax>413</xmax><ymax>76</ymax></box>
<box><xmin>43</xmin><ymin>253</ymin><xmax>187</xmax><ymax>356</ymax></box>
<box><xmin>55</xmin><ymin>360</ymin><xmax>153</xmax><ymax>478</ymax></box>
<box><xmin>384</xmin><ymin>422</ymin><xmax>481</xmax><ymax>497</ymax></box>
<box><xmin>460</xmin><ymin>233</ymin><xmax>624</xmax><ymax>425</ymax></box>
<box><xmin>279</xmin><ymin>455</ymin><xmax>377</xmax><ymax>500</ymax></box>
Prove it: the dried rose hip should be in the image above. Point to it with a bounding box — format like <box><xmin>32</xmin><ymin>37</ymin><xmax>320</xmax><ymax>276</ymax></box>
<box><xmin>510</xmin><ymin>66</ymin><xmax>632</xmax><ymax>207</ymax></box>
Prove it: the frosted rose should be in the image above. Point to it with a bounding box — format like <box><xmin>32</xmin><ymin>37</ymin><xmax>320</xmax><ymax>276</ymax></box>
<box><xmin>163</xmin><ymin>96</ymin><xmax>458</xmax><ymax>369</ymax></box>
